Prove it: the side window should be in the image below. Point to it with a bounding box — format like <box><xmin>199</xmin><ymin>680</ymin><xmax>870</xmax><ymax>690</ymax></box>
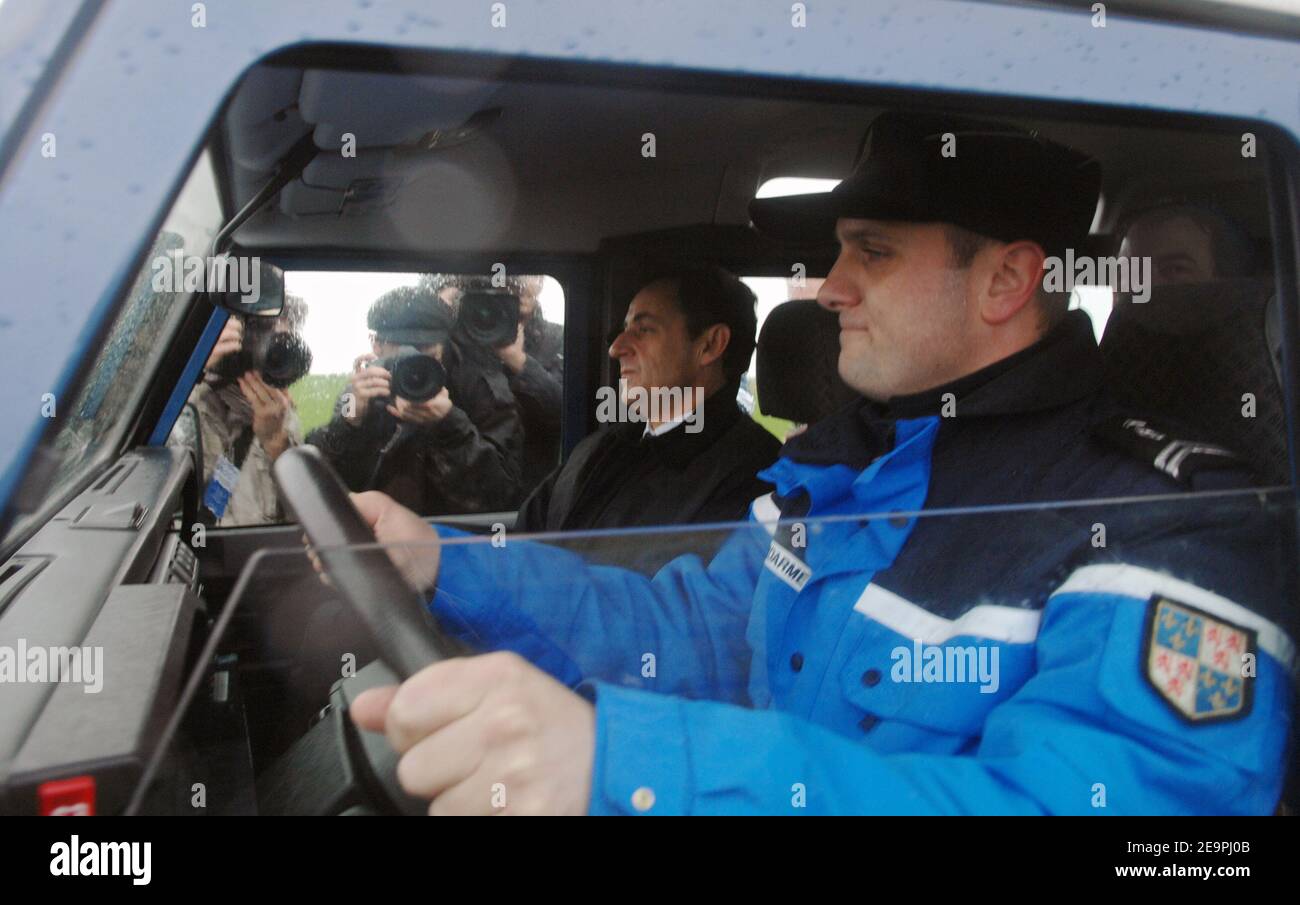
<box><xmin>183</xmin><ymin>270</ymin><xmax>564</xmax><ymax>527</ymax></box>
<box><xmin>283</xmin><ymin>272</ymin><xmax>562</xmax><ymax>521</ymax></box>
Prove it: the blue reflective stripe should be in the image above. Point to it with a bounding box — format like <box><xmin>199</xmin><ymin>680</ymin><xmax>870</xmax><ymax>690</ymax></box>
<box><xmin>146</xmin><ymin>307</ymin><xmax>227</xmax><ymax>446</ymax></box>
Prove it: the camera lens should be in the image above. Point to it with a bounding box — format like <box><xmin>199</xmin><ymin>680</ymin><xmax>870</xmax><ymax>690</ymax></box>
<box><xmin>457</xmin><ymin>291</ymin><xmax>520</xmax><ymax>348</ymax></box>
<box><xmin>388</xmin><ymin>348</ymin><xmax>446</xmax><ymax>403</ymax></box>
<box><xmin>260</xmin><ymin>332</ymin><xmax>313</xmax><ymax>388</ymax></box>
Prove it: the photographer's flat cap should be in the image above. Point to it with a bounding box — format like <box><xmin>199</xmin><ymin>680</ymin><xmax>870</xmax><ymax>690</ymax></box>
<box><xmin>750</xmin><ymin>110</ymin><xmax>1101</xmax><ymax>253</ymax></box>
<box><xmin>368</xmin><ymin>286</ymin><xmax>453</xmax><ymax>345</ymax></box>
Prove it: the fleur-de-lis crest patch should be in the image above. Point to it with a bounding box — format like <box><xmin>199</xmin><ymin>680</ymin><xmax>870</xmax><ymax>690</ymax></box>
<box><xmin>1143</xmin><ymin>596</ymin><xmax>1255</xmax><ymax>723</ymax></box>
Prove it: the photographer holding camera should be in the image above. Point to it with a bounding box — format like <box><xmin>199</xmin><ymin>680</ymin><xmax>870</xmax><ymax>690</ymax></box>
<box><xmin>444</xmin><ymin>275</ymin><xmax>561</xmax><ymax>500</ymax></box>
<box><xmin>486</xmin><ymin>276</ymin><xmax>564</xmax><ymax>491</ymax></box>
<box><xmin>307</xmin><ymin>285</ymin><xmax>523</xmax><ymax>515</ymax></box>
<box><xmin>181</xmin><ymin>294</ymin><xmax>310</xmax><ymax>526</ymax></box>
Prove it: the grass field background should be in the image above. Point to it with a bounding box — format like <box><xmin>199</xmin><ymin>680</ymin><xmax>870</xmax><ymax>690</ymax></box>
<box><xmin>751</xmin><ymin>403</ymin><xmax>795</xmax><ymax>442</ymax></box>
<box><xmin>289</xmin><ymin>373</ymin><xmax>349</xmax><ymax>436</ymax></box>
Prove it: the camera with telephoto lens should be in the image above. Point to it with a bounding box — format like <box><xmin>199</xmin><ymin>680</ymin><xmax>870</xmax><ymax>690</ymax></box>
<box><xmin>212</xmin><ymin>320</ymin><xmax>313</xmax><ymax>389</ymax></box>
<box><xmin>373</xmin><ymin>345</ymin><xmax>447</xmax><ymax>404</ymax></box>
<box><xmin>456</xmin><ymin>290</ymin><xmax>520</xmax><ymax>349</ymax></box>
<box><xmin>259</xmin><ymin>333</ymin><xmax>314</xmax><ymax>388</ymax></box>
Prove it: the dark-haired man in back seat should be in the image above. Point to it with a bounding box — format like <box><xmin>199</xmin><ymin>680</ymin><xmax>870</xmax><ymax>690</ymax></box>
<box><xmin>1118</xmin><ymin>200</ymin><xmax>1255</xmax><ymax>286</ymax></box>
<box><xmin>515</xmin><ymin>266</ymin><xmax>780</xmax><ymax>572</ymax></box>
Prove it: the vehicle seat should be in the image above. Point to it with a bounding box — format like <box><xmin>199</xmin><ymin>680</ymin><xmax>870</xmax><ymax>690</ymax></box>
<box><xmin>756</xmin><ymin>299</ymin><xmax>857</xmax><ymax>424</ymax></box>
<box><xmin>1099</xmin><ymin>277</ymin><xmax>1290</xmax><ymax>484</ymax></box>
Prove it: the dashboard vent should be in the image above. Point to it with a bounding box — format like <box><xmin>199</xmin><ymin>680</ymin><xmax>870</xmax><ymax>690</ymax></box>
<box><xmin>0</xmin><ymin>556</ymin><xmax>50</xmax><ymax>617</ymax></box>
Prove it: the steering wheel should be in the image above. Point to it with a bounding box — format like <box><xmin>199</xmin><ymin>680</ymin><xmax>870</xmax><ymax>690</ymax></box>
<box><xmin>272</xmin><ymin>445</ymin><xmax>454</xmax><ymax>680</ymax></box>
<box><xmin>260</xmin><ymin>446</ymin><xmax>464</xmax><ymax>815</ymax></box>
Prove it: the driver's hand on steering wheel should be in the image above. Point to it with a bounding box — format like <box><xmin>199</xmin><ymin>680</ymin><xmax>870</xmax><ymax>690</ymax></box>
<box><xmin>350</xmin><ymin>491</ymin><xmax>442</xmax><ymax>595</ymax></box>
<box><xmin>351</xmin><ymin>652</ymin><xmax>595</xmax><ymax>815</ymax></box>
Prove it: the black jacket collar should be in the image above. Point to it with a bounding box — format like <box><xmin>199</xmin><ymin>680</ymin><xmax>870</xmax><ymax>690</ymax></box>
<box><xmin>785</xmin><ymin>310</ymin><xmax>1102</xmax><ymax>467</ymax></box>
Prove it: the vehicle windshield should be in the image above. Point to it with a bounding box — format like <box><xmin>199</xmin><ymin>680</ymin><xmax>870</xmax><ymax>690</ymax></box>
<box><xmin>6</xmin><ymin>151</ymin><xmax>222</xmax><ymax>547</ymax></box>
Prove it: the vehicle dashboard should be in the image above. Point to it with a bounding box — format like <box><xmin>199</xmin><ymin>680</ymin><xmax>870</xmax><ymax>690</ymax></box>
<box><xmin>0</xmin><ymin>445</ymin><xmax>203</xmax><ymax>814</ymax></box>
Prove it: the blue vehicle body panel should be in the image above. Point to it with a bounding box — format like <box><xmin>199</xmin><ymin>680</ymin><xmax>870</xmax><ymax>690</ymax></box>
<box><xmin>0</xmin><ymin>0</ymin><xmax>1299</xmax><ymax>519</ymax></box>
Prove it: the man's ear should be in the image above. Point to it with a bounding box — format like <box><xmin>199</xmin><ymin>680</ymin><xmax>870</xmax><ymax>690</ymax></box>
<box><xmin>980</xmin><ymin>241</ymin><xmax>1046</xmax><ymax>325</ymax></box>
<box><xmin>695</xmin><ymin>323</ymin><xmax>731</xmax><ymax>369</ymax></box>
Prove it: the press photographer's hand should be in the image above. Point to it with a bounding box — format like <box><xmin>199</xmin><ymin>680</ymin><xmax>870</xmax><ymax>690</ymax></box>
<box><xmin>205</xmin><ymin>318</ymin><xmax>243</xmax><ymax>369</ymax></box>
<box><xmin>343</xmin><ymin>353</ymin><xmax>391</xmax><ymax>427</ymax></box>
<box><xmin>238</xmin><ymin>372</ymin><xmax>292</xmax><ymax>460</ymax></box>
<box><xmin>387</xmin><ymin>386</ymin><xmax>453</xmax><ymax>425</ymax></box>
<box><xmin>495</xmin><ymin>323</ymin><xmax>527</xmax><ymax>375</ymax></box>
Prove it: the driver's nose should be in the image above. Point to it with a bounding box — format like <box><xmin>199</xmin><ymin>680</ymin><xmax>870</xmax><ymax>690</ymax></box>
<box><xmin>818</xmin><ymin>255</ymin><xmax>863</xmax><ymax>313</ymax></box>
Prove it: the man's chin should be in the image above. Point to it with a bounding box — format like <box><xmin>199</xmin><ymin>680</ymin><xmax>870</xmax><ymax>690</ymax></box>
<box><xmin>838</xmin><ymin>354</ymin><xmax>882</xmax><ymax>401</ymax></box>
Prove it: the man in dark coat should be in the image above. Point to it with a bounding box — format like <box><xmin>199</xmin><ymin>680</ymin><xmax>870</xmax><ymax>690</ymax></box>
<box><xmin>516</xmin><ymin>265</ymin><xmax>779</xmax><ymax>571</ymax></box>
<box><xmin>489</xmin><ymin>275</ymin><xmax>565</xmax><ymax>497</ymax></box>
<box><xmin>306</xmin><ymin>285</ymin><xmax>523</xmax><ymax>515</ymax></box>
<box><xmin>424</xmin><ymin>273</ymin><xmax>565</xmax><ymax>500</ymax></box>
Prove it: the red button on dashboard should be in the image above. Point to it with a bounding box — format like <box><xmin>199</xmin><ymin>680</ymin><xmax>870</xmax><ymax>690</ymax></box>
<box><xmin>38</xmin><ymin>776</ymin><xmax>96</xmax><ymax>816</ymax></box>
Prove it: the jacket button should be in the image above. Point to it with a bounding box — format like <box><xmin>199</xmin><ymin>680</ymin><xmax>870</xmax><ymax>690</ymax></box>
<box><xmin>888</xmin><ymin>515</ymin><xmax>909</xmax><ymax>528</ymax></box>
<box><xmin>861</xmin><ymin>668</ymin><xmax>882</xmax><ymax>687</ymax></box>
<box><xmin>859</xmin><ymin>714</ymin><xmax>880</xmax><ymax>732</ymax></box>
<box><xmin>790</xmin><ymin>652</ymin><xmax>804</xmax><ymax>672</ymax></box>
<box><xmin>630</xmin><ymin>787</ymin><xmax>656</xmax><ymax>812</ymax></box>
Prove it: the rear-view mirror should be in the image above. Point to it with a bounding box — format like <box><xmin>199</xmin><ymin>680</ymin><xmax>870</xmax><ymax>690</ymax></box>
<box><xmin>210</xmin><ymin>255</ymin><xmax>284</xmax><ymax>317</ymax></box>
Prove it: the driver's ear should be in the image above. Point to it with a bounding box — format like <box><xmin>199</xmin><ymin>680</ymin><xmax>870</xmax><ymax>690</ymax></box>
<box><xmin>980</xmin><ymin>240</ymin><xmax>1045</xmax><ymax>326</ymax></box>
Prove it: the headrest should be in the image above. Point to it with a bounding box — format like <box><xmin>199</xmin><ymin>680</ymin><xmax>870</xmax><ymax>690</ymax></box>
<box><xmin>756</xmin><ymin>300</ymin><xmax>857</xmax><ymax>424</ymax></box>
<box><xmin>1100</xmin><ymin>277</ymin><xmax>1288</xmax><ymax>483</ymax></box>
<box><xmin>1108</xmin><ymin>277</ymin><xmax>1275</xmax><ymax>337</ymax></box>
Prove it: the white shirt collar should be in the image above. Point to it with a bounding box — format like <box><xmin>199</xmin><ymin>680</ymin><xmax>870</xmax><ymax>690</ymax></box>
<box><xmin>643</xmin><ymin>418</ymin><xmax>685</xmax><ymax>438</ymax></box>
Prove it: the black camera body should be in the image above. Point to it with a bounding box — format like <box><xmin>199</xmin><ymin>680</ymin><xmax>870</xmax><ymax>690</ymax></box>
<box><xmin>373</xmin><ymin>345</ymin><xmax>447</xmax><ymax>404</ymax></box>
<box><xmin>212</xmin><ymin>323</ymin><xmax>313</xmax><ymax>389</ymax></box>
<box><xmin>456</xmin><ymin>290</ymin><xmax>520</xmax><ymax>349</ymax></box>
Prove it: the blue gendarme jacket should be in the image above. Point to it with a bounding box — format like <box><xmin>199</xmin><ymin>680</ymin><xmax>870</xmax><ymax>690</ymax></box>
<box><xmin>429</xmin><ymin>312</ymin><xmax>1297</xmax><ymax>815</ymax></box>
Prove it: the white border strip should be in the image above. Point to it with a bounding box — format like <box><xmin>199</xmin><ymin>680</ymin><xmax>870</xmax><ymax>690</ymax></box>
<box><xmin>751</xmin><ymin>493</ymin><xmax>780</xmax><ymax>537</ymax></box>
<box><xmin>1052</xmin><ymin>563</ymin><xmax>1296</xmax><ymax>671</ymax></box>
<box><xmin>852</xmin><ymin>583</ymin><xmax>1042</xmax><ymax>645</ymax></box>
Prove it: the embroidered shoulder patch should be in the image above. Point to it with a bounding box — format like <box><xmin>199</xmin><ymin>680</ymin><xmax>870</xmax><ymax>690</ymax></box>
<box><xmin>1143</xmin><ymin>596</ymin><xmax>1255</xmax><ymax>723</ymax></box>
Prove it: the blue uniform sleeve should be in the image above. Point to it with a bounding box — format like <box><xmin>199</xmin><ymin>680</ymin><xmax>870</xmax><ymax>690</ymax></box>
<box><xmin>428</xmin><ymin>521</ymin><xmax>768</xmax><ymax>703</ymax></box>
<box><xmin>588</xmin><ymin>568</ymin><xmax>1295</xmax><ymax>815</ymax></box>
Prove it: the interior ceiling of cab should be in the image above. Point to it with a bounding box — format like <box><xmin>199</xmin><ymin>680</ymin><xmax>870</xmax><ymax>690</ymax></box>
<box><xmin>220</xmin><ymin>61</ymin><xmax>1269</xmax><ymax>258</ymax></box>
